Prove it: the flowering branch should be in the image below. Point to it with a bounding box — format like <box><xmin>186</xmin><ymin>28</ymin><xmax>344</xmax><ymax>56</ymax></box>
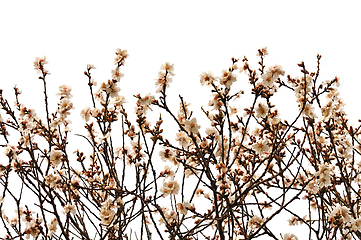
<box><xmin>1</xmin><ymin>47</ymin><xmax>361</xmax><ymax>240</ymax></box>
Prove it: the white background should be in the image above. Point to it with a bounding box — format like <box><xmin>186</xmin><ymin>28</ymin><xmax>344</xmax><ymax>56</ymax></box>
<box><xmin>1</xmin><ymin>1</ymin><xmax>360</xmax><ymax>123</ymax></box>
<box><xmin>1</xmin><ymin>1</ymin><xmax>361</xmax><ymax>238</ymax></box>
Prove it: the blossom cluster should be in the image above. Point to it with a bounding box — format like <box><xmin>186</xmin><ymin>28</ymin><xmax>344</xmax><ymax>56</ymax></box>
<box><xmin>154</xmin><ymin>62</ymin><xmax>175</xmax><ymax>93</ymax></box>
<box><xmin>1</xmin><ymin>47</ymin><xmax>361</xmax><ymax>240</ymax></box>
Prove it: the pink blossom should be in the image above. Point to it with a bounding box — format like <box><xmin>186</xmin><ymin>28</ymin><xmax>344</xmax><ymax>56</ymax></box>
<box><xmin>80</xmin><ymin>107</ymin><xmax>91</xmax><ymax>122</ymax></box>
<box><xmin>200</xmin><ymin>71</ymin><xmax>215</xmax><ymax>86</ymax></box>
<box><xmin>252</xmin><ymin>139</ymin><xmax>270</xmax><ymax>155</ymax></box>
<box><xmin>114</xmin><ymin>48</ymin><xmax>128</xmax><ymax>65</ymax></box>
<box><xmin>261</xmin><ymin>65</ymin><xmax>284</xmax><ymax>87</ymax></box>
<box><xmin>57</xmin><ymin>85</ymin><xmax>73</xmax><ymax>99</ymax></box>
<box><xmin>219</xmin><ymin>69</ymin><xmax>237</xmax><ymax>88</ymax></box>
<box><xmin>184</xmin><ymin>117</ymin><xmax>200</xmax><ymax>135</ymax></box>
<box><xmin>33</xmin><ymin>56</ymin><xmax>49</xmax><ymax>74</ymax></box>
<box><xmin>160</xmin><ymin>179</ymin><xmax>180</xmax><ymax>197</ymax></box>
<box><xmin>111</xmin><ymin>67</ymin><xmax>124</xmax><ymax>82</ymax></box>
<box><xmin>257</xmin><ymin>47</ymin><xmax>269</xmax><ymax>56</ymax></box>
<box><xmin>49</xmin><ymin>149</ymin><xmax>62</xmax><ymax>168</ymax></box>
<box><xmin>283</xmin><ymin>233</ymin><xmax>298</xmax><ymax>240</ymax></box>
<box><xmin>255</xmin><ymin>102</ymin><xmax>269</xmax><ymax>118</ymax></box>
<box><xmin>47</xmin><ymin>218</ymin><xmax>58</xmax><ymax>236</ymax></box>
<box><xmin>175</xmin><ymin>131</ymin><xmax>190</xmax><ymax>148</ymax></box>
<box><xmin>63</xmin><ymin>203</ymin><xmax>76</xmax><ymax>215</ymax></box>
<box><xmin>176</xmin><ymin>201</ymin><xmax>193</xmax><ymax>215</ymax></box>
